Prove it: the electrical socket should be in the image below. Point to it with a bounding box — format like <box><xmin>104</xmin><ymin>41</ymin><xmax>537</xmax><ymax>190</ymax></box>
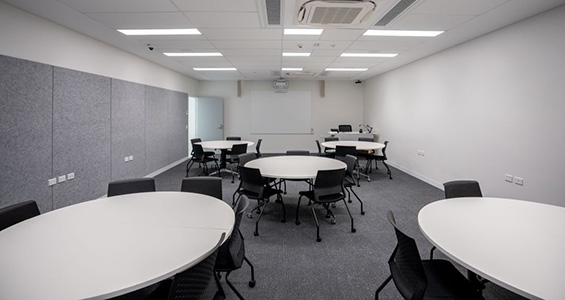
<box><xmin>515</xmin><ymin>177</ymin><xmax>524</xmax><ymax>186</ymax></box>
<box><xmin>58</xmin><ymin>175</ymin><xmax>66</xmax><ymax>183</ymax></box>
<box><xmin>124</xmin><ymin>156</ymin><xmax>129</xmax><ymax>162</ymax></box>
<box><xmin>505</xmin><ymin>174</ymin><xmax>513</xmax><ymax>183</ymax></box>
<box><xmin>128</xmin><ymin>155</ymin><xmax>133</xmax><ymax>161</ymax></box>
<box><xmin>67</xmin><ymin>172</ymin><xmax>75</xmax><ymax>180</ymax></box>
<box><xmin>48</xmin><ymin>178</ymin><xmax>57</xmax><ymax>186</ymax></box>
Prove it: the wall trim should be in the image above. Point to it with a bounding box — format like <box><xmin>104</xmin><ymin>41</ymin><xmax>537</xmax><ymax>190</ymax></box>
<box><xmin>145</xmin><ymin>156</ymin><xmax>189</xmax><ymax>178</ymax></box>
<box><xmin>386</xmin><ymin>161</ymin><xmax>444</xmax><ymax>190</ymax></box>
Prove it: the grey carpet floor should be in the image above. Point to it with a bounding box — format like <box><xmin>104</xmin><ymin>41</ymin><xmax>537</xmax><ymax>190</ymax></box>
<box><xmin>155</xmin><ymin>157</ymin><xmax>526</xmax><ymax>300</ymax></box>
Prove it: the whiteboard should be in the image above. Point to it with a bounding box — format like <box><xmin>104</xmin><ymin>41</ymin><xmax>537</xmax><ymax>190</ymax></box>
<box><xmin>250</xmin><ymin>90</ymin><xmax>311</xmax><ymax>134</ymax></box>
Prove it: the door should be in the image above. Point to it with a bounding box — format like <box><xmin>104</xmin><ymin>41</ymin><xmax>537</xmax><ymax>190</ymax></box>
<box><xmin>195</xmin><ymin>97</ymin><xmax>224</xmax><ymax>142</ymax></box>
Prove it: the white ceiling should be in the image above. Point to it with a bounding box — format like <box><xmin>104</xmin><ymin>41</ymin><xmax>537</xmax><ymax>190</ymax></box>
<box><xmin>3</xmin><ymin>0</ymin><xmax>564</xmax><ymax>81</ymax></box>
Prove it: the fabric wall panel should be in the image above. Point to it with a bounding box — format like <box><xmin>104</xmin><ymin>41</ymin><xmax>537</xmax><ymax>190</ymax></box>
<box><xmin>0</xmin><ymin>55</ymin><xmax>53</xmax><ymax>212</ymax></box>
<box><xmin>52</xmin><ymin>67</ymin><xmax>111</xmax><ymax>209</ymax></box>
<box><xmin>111</xmin><ymin>79</ymin><xmax>146</xmax><ymax>180</ymax></box>
<box><xmin>168</xmin><ymin>91</ymin><xmax>188</xmax><ymax>164</ymax></box>
<box><xmin>145</xmin><ymin>86</ymin><xmax>169</xmax><ymax>174</ymax></box>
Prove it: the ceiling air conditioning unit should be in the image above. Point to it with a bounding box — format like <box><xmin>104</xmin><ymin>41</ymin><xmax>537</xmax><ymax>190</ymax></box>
<box><xmin>298</xmin><ymin>0</ymin><xmax>376</xmax><ymax>27</ymax></box>
<box><xmin>273</xmin><ymin>78</ymin><xmax>289</xmax><ymax>93</ymax></box>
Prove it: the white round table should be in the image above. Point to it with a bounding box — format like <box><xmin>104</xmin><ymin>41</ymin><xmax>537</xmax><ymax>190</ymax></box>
<box><xmin>196</xmin><ymin>140</ymin><xmax>254</xmax><ymax>170</ymax></box>
<box><xmin>245</xmin><ymin>156</ymin><xmax>346</xmax><ymax>179</ymax></box>
<box><xmin>321</xmin><ymin>140</ymin><xmax>384</xmax><ymax>151</ymax></box>
<box><xmin>0</xmin><ymin>192</ymin><xmax>235</xmax><ymax>300</ymax></box>
<box><xmin>418</xmin><ymin>197</ymin><xmax>565</xmax><ymax>300</ymax></box>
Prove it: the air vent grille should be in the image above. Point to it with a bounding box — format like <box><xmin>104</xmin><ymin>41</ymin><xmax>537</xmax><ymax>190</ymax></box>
<box><xmin>265</xmin><ymin>0</ymin><xmax>281</xmax><ymax>25</ymax></box>
<box><xmin>311</xmin><ymin>7</ymin><xmax>363</xmax><ymax>25</ymax></box>
<box><xmin>375</xmin><ymin>0</ymin><xmax>418</xmax><ymax>26</ymax></box>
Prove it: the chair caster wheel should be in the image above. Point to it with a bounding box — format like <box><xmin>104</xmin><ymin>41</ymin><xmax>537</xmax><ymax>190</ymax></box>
<box><xmin>295</xmin><ymin>221</ymin><xmax>300</xmax><ymax>225</ymax></box>
<box><xmin>249</xmin><ymin>280</ymin><xmax>256</xmax><ymax>288</ymax></box>
<box><xmin>352</xmin><ymin>228</ymin><xmax>357</xmax><ymax>233</ymax></box>
<box><xmin>348</xmin><ymin>200</ymin><xmax>352</xmax><ymax>203</ymax></box>
<box><xmin>253</xmin><ymin>231</ymin><xmax>259</xmax><ymax>236</ymax></box>
<box><xmin>247</xmin><ymin>213</ymin><xmax>253</xmax><ymax>219</ymax></box>
<box><xmin>361</xmin><ymin>212</ymin><xmax>365</xmax><ymax>215</ymax></box>
<box><xmin>330</xmin><ymin>219</ymin><xmax>336</xmax><ymax>225</ymax></box>
<box><xmin>367</xmin><ymin>178</ymin><xmax>371</xmax><ymax>182</ymax></box>
<box><xmin>256</xmin><ymin>209</ymin><xmax>261</xmax><ymax>214</ymax></box>
<box><xmin>281</xmin><ymin>219</ymin><xmax>286</xmax><ymax>223</ymax></box>
<box><xmin>316</xmin><ymin>238</ymin><xmax>322</xmax><ymax>242</ymax></box>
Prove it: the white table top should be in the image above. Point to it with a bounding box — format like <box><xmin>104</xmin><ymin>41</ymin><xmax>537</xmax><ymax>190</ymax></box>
<box><xmin>418</xmin><ymin>197</ymin><xmax>565</xmax><ymax>300</ymax></box>
<box><xmin>0</xmin><ymin>192</ymin><xmax>235</xmax><ymax>300</ymax></box>
<box><xmin>196</xmin><ymin>140</ymin><xmax>254</xmax><ymax>150</ymax></box>
<box><xmin>245</xmin><ymin>156</ymin><xmax>346</xmax><ymax>179</ymax></box>
<box><xmin>321</xmin><ymin>140</ymin><xmax>385</xmax><ymax>151</ymax></box>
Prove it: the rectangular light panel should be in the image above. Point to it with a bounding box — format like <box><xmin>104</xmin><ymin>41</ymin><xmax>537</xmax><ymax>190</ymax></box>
<box><xmin>341</xmin><ymin>53</ymin><xmax>398</xmax><ymax>58</ymax></box>
<box><xmin>282</xmin><ymin>52</ymin><xmax>311</xmax><ymax>57</ymax></box>
<box><xmin>164</xmin><ymin>52</ymin><xmax>223</xmax><ymax>57</ymax></box>
<box><xmin>325</xmin><ymin>68</ymin><xmax>368</xmax><ymax>72</ymax></box>
<box><xmin>117</xmin><ymin>29</ymin><xmax>201</xmax><ymax>35</ymax></box>
<box><xmin>193</xmin><ymin>68</ymin><xmax>237</xmax><ymax>71</ymax></box>
<box><xmin>284</xmin><ymin>29</ymin><xmax>323</xmax><ymax>35</ymax></box>
<box><xmin>363</xmin><ymin>30</ymin><xmax>443</xmax><ymax>37</ymax></box>
<box><xmin>282</xmin><ymin>68</ymin><xmax>303</xmax><ymax>71</ymax></box>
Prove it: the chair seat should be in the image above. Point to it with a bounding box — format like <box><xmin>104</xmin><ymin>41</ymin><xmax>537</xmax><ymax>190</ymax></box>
<box><xmin>422</xmin><ymin>260</ymin><xmax>482</xmax><ymax>300</ymax></box>
<box><xmin>239</xmin><ymin>186</ymin><xmax>281</xmax><ymax>200</ymax></box>
<box><xmin>298</xmin><ymin>190</ymin><xmax>345</xmax><ymax>203</ymax></box>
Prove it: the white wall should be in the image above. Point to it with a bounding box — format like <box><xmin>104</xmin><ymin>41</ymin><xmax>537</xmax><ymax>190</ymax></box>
<box><xmin>363</xmin><ymin>6</ymin><xmax>565</xmax><ymax>206</ymax></box>
<box><xmin>198</xmin><ymin>80</ymin><xmax>364</xmax><ymax>153</ymax></box>
<box><xmin>0</xmin><ymin>2</ymin><xmax>198</xmax><ymax>94</ymax></box>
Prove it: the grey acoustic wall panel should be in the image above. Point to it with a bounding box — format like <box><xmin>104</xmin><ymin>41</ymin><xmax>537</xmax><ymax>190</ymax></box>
<box><xmin>0</xmin><ymin>55</ymin><xmax>53</xmax><ymax>213</ymax></box>
<box><xmin>145</xmin><ymin>86</ymin><xmax>169</xmax><ymax>174</ymax></box>
<box><xmin>111</xmin><ymin>79</ymin><xmax>146</xmax><ymax>181</ymax></box>
<box><xmin>168</xmin><ymin>91</ymin><xmax>188</xmax><ymax>164</ymax></box>
<box><xmin>52</xmin><ymin>67</ymin><xmax>111</xmax><ymax>209</ymax></box>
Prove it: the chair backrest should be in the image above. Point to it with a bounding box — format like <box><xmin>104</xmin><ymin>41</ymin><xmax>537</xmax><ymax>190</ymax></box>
<box><xmin>192</xmin><ymin>144</ymin><xmax>206</xmax><ymax>159</ymax></box>
<box><xmin>226</xmin><ymin>136</ymin><xmax>241</xmax><ymax>141</ymax></box>
<box><xmin>330</xmin><ymin>128</ymin><xmax>339</xmax><ymax>132</ymax></box>
<box><xmin>324</xmin><ymin>137</ymin><xmax>339</xmax><ymax>142</ymax></box>
<box><xmin>166</xmin><ymin>232</ymin><xmax>226</xmax><ymax>300</ymax></box>
<box><xmin>216</xmin><ymin>196</ymin><xmax>250</xmax><ymax>270</ymax></box>
<box><xmin>0</xmin><ymin>200</ymin><xmax>40</xmax><ymax>232</ymax></box>
<box><xmin>230</xmin><ymin>143</ymin><xmax>248</xmax><ymax>156</ymax></box>
<box><xmin>313</xmin><ymin>169</ymin><xmax>345</xmax><ymax>201</ymax></box>
<box><xmin>335</xmin><ymin>145</ymin><xmax>356</xmax><ymax>158</ymax></box>
<box><xmin>238</xmin><ymin>166</ymin><xmax>265</xmax><ymax>196</ymax></box>
<box><xmin>107</xmin><ymin>178</ymin><xmax>156</xmax><ymax>197</ymax></box>
<box><xmin>358</xmin><ymin>137</ymin><xmax>375</xmax><ymax>142</ymax></box>
<box><xmin>343</xmin><ymin>154</ymin><xmax>357</xmax><ymax>178</ymax></box>
<box><xmin>381</xmin><ymin>141</ymin><xmax>389</xmax><ymax>158</ymax></box>
<box><xmin>386</xmin><ymin>211</ymin><xmax>427</xmax><ymax>300</ymax></box>
<box><xmin>315</xmin><ymin>140</ymin><xmax>323</xmax><ymax>154</ymax></box>
<box><xmin>255</xmin><ymin>139</ymin><xmax>263</xmax><ymax>157</ymax></box>
<box><xmin>238</xmin><ymin>153</ymin><xmax>257</xmax><ymax>167</ymax></box>
<box><xmin>286</xmin><ymin>150</ymin><xmax>310</xmax><ymax>156</ymax></box>
<box><xmin>338</xmin><ymin>124</ymin><xmax>352</xmax><ymax>132</ymax></box>
<box><xmin>443</xmin><ymin>180</ymin><xmax>483</xmax><ymax>199</ymax></box>
<box><xmin>181</xmin><ymin>177</ymin><xmax>222</xmax><ymax>200</ymax></box>
<box><xmin>190</xmin><ymin>138</ymin><xmax>202</xmax><ymax>154</ymax></box>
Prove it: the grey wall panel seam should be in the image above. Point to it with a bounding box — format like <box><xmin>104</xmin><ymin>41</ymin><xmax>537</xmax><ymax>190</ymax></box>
<box><xmin>51</xmin><ymin>66</ymin><xmax>54</xmax><ymax>211</ymax></box>
<box><xmin>110</xmin><ymin>79</ymin><xmax>113</xmax><ymax>181</ymax></box>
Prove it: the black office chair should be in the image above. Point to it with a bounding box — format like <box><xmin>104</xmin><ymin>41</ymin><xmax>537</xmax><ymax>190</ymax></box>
<box><xmin>281</xmin><ymin>150</ymin><xmax>311</xmax><ymax>194</ymax></box>
<box><xmin>323</xmin><ymin>137</ymin><xmax>338</xmax><ymax>156</ymax></box>
<box><xmin>338</xmin><ymin>124</ymin><xmax>353</xmax><ymax>132</ymax></box>
<box><xmin>188</xmin><ymin>144</ymin><xmax>220</xmax><ymax>176</ymax></box>
<box><xmin>187</xmin><ymin>138</ymin><xmax>216</xmax><ymax>176</ymax></box>
<box><xmin>315</xmin><ymin>140</ymin><xmax>332</xmax><ymax>158</ymax></box>
<box><xmin>226</xmin><ymin>136</ymin><xmax>241</xmax><ymax>141</ymax></box>
<box><xmin>215</xmin><ymin>196</ymin><xmax>256</xmax><ymax>299</ymax></box>
<box><xmin>375</xmin><ymin>211</ymin><xmax>482</xmax><ymax>300</ymax></box>
<box><xmin>357</xmin><ymin>137</ymin><xmax>376</xmax><ymax>180</ymax></box>
<box><xmin>343</xmin><ymin>154</ymin><xmax>364</xmax><ymax>215</ymax></box>
<box><xmin>324</xmin><ymin>137</ymin><xmax>339</xmax><ymax>142</ymax></box>
<box><xmin>234</xmin><ymin>166</ymin><xmax>285</xmax><ymax>236</ymax></box>
<box><xmin>335</xmin><ymin>145</ymin><xmax>357</xmax><ymax>159</ymax></box>
<box><xmin>181</xmin><ymin>177</ymin><xmax>222</xmax><ymax>200</ymax></box>
<box><xmin>429</xmin><ymin>180</ymin><xmax>483</xmax><ymax>260</ymax></box>
<box><xmin>148</xmin><ymin>233</ymin><xmax>227</xmax><ymax>300</ymax></box>
<box><xmin>330</xmin><ymin>128</ymin><xmax>339</xmax><ymax>133</ymax></box>
<box><xmin>226</xmin><ymin>143</ymin><xmax>248</xmax><ymax>183</ymax></box>
<box><xmin>372</xmin><ymin>141</ymin><xmax>392</xmax><ymax>179</ymax></box>
<box><xmin>0</xmin><ymin>200</ymin><xmax>40</xmax><ymax>232</ymax></box>
<box><xmin>255</xmin><ymin>139</ymin><xmax>263</xmax><ymax>158</ymax></box>
<box><xmin>296</xmin><ymin>169</ymin><xmax>355</xmax><ymax>242</ymax></box>
<box><xmin>238</xmin><ymin>152</ymin><xmax>257</xmax><ymax>167</ymax></box>
<box><xmin>107</xmin><ymin>178</ymin><xmax>156</xmax><ymax>197</ymax></box>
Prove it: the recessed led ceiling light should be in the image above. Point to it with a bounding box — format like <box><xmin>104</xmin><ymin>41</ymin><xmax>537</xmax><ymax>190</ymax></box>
<box><xmin>284</xmin><ymin>29</ymin><xmax>323</xmax><ymax>35</ymax></box>
<box><xmin>193</xmin><ymin>68</ymin><xmax>237</xmax><ymax>71</ymax></box>
<box><xmin>164</xmin><ymin>52</ymin><xmax>223</xmax><ymax>57</ymax></box>
<box><xmin>363</xmin><ymin>30</ymin><xmax>443</xmax><ymax>37</ymax></box>
<box><xmin>282</xmin><ymin>52</ymin><xmax>311</xmax><ymax>57</ymax></box>
<box><xmin>325</xmin><ymin>68</ymin><xmax>368</xmax><ymax>72</ymax></box>
<box><xmin>282</xmin><ymin>68</ymin><xmax>303</xmax><ymax>71</ymax></box>
<box><xmin>341</xmin><ymin>53</ymin><xmax>398</xmax><ymax>58</ymax></box>
<box><xmin>117</xmin><ymin>29</ymin><xmax>201</xmax><ymax>35</ymax></box>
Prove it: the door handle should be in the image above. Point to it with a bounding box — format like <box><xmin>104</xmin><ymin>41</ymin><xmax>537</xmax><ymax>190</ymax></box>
<box><xmin>218</xmin><ymin>124</ymin><xmax>224</xmax><ymax>129</ymax></box>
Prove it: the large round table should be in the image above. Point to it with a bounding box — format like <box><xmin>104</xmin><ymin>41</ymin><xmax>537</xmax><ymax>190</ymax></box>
<box><xmin>245</xmin><ymin>156</ymin><xmax>346</xmax><ymax>179</ymax></box>
<box><xmin>418</xmin><ymin>197</ymin><xmax>565</xmax><ymax>300</ymax></box>
<box><xmin>196</xmin><ymin>140</ymin><xmax>254</xmax><ymax>171</ymax></box>
<box><xmin>0</xmin><ymin>192</ymin><xmax>234</xmax><ymax>300</ymax></box>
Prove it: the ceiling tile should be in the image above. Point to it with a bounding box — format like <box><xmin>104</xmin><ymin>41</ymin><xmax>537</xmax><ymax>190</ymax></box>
<box><xmin>168</xmin><ymin>56</ymin><xmax>229</xmax><ymax>63</ymax></box>
<box><xmin>201</xmin><ymin>29</ymin><xmax>282</xmax><ymax>40</ymax></box>
<box><xmin>348</xmin><ymin>40</ymin><xmax>424</xmax><ymax>51</ymax></box>
<box><xmin>320</xmin><ymin>29</ymin><xmax>365</xmax><ymax>41</ymax></box>
<box><xmin>212</xmin><ymin>40</ymin><xmax>282</xmax><ymax>49</ymax></box>
<box><xmin>333</xmin><ymin>57</ymin><xmax>390</xmax><ymax>64</ymax></box>
<box><xmin>86</xmin><ymin>12</ymin><xmax>193</xmax><ymax>29</ymax></box>
<box><xmin>226</xmin><ymin>56</ymin><xmax>282</xmax><ymax>62</ymax></box>
<box><xmin>57</xmin><ymin>0</ymin><xmax>178</xmax><ymax>13</ymax></box>
<box><xmin>172</xmin><ymin>0</ymin><xmax>258</xmax><ymax>12</ymax></box>
<box><xmin>389</xmin><ymin>13</ymin><xmax>476</xmax><ymax>31</ymax></box>
<box><xmin>410</xmin><ymin>0</ymin><xmax>511</xmax><ymax>16</ymax></box>
<box><xmin>220</xmin><ymin>49</ymin><xmax>282</xmax><ymax>56</ymax></box>
<box><xmin>184</xmin><ymin>12</ymin><xmax>261</xmax><ymax>28</ymax></box>
<box><xmin>311</xmin><ymin>49</ymin><xmax>344</xmax><ymax>57</ymax></box>
<box><xmin>180</xmin><ymin>61</ymin><xmax>236</xmax><ymax>68</ymax></box>
<box><xmin>282</xmin><ymin>56</ymin><xmax>335</xmax><ymax>63</ymax></box>
<box><xmin>143</xmin><ymin>40</ymin><xmax>217</xmax><ymax>51</ymax></box>
<box><xmin>282</xmin><ymin>40</ymin><xmax>353</xmax><ymax>50</ymax></box>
